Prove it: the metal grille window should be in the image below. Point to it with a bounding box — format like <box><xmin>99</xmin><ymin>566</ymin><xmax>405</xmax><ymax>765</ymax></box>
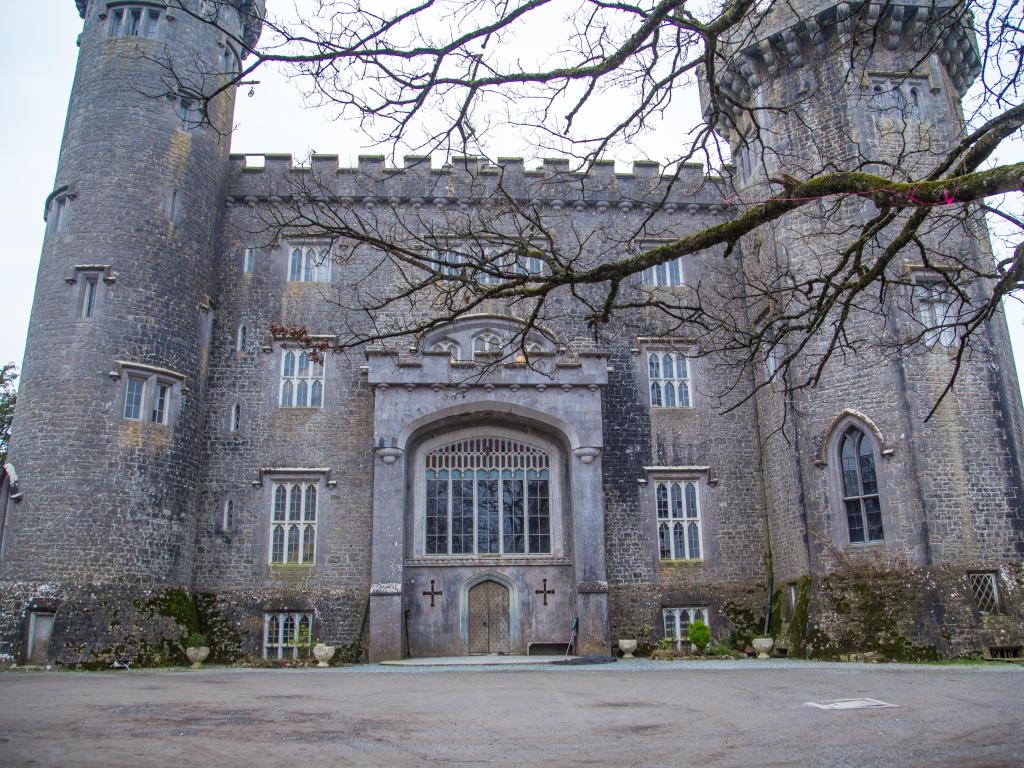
<box><xmin>279</xmin><ymin>351</ymin><xmax>324</xmax><ymax>408</ymax></box>
<box><xmin>263</xmin><ymin>612</ymin><xmax>312</xmax><ymax>659</ymax></box>
<box><xmin>270</xmin><ymin>482</ymin><xmax>318</xmax><ymax>565</ymax></box>
<box><xmin>969</xmin><ymin>572</ymin><xmax>1002</xmax><ymax>615</ymax></box>
<box><xmin>840</xmin><ymin>427</ymin><xmax>884</xmax><ymax>544</ymax></box>
<box><xmin>107</xmin><ymin>6</ymin><xmax>162</xmax><ymax>38</ymax></box>
<box><xmin>425</xmin><ymin>438</ymin><xmax>552</xmax><ymax>556</ymax></box>
<box><xmin>649</xmin><ymin>352</ymin><xmax>691</xmax><ymax>408</ymax></box>
<box><xmin>663</xmin><ymin>607</ymin><xmax>709</xmax><ymax>642</ymax></box>
<box><xmin>656</xmin><ymin>481</ymin><xmax>702</xmax><ymax>560</ymax></box>
<box><xmin>288</xmin><ymin>245</ymin><xmax>331</xmax><ymax>283</ymax></box>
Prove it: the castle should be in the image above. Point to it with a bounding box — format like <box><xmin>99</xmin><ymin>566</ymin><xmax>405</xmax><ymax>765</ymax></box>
<box><xmin>1</xmin><ymin>0</ymin><xmax>1022</xmax><ymax>666</ymax></box>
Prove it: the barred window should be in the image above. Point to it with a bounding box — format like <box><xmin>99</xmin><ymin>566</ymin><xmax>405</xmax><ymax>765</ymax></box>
<box><xmin>840</xmin><ymin>427</ymin><xmax>884</xmax><ymax>544</ymax></box>
<box><xmin>270</xmin><ymin>482</ymin><xmax>318</xmax><ymax>565</ymax></box>
<box><xmin>656</xmin><ymin>481</ymin><xmax>702</xmax><ymax>560</ymax></box>
<box><xmin>969</xmin><ymin>572</ymin><xmax>1003</xmax><ymax>615</ymax></box>
<box><xmin>279</xmin><ymin>350</ymin><xmax>324</xmax><ymax>408</ymax></box>
<box><xmin>263</xmin><ymin>611</ymin><xmax>312</xmax><ymax>659</ymax></box>
<box><xmin>288</xmin><ymin>245</ymin><xmax>331</xmax><ymax>283</ymax></box>
<box><xmin>425</xmin><ymin>437</ymin><xmax>552</xmax><ymax>556</ymax></box>
<box><xmin>107</xmin><ymin>5</ymin><xmax>161</xmax><ymax>39</ymax></box>
<box><xmin>663</xmin><ymin>607</ymin><xmax>709</xmax><ymax>642</ymax></box>
<box><xmin>649</xmin><ymin>352</ymin><xmax>691</xmax><ymax>408</ymax></box>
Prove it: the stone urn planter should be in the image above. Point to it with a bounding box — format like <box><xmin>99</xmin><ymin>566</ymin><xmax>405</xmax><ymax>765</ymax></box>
<box><xmin>618</xmin><ymin>639</ymin><xmax>638</xmax><ymax>659</ymax></box>
<box><xmin>313</xmin><ymin>643</ymin><xmax>336</xmax><ymax>667</ymax></box>
<box><xmin>186</xmin><ymin>646</ymin><xmax>210</xmax><ymax>669</ymax></box>
<box><xmin>752</xmin><ymin>637</ymin><xmax>774</xmax><ymax>660</ymax></box>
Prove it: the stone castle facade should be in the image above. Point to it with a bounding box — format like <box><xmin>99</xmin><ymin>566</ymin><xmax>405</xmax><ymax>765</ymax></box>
<box><xmin>1</xmin><ymin>0</ymin><xmax>1022</xmax><ymax>665</ymax></box>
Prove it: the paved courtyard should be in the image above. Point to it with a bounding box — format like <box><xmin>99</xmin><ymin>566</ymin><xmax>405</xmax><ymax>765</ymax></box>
<box><xmin>1</xmin><ymin>660</ymin><xmax>1022</xmax><ymax>767</ymax></box>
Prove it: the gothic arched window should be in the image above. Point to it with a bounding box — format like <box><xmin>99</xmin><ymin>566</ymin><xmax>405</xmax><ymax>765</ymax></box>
<box><xmin>839</xmin><ymin>427</ymin><xmax>884</xmax><ymax>544</ymax></box>
<box><xmin>280</xmin><ymin>350</ymin><xmax>324</xmax><ymax>408</ymax></box>
<box><xmin>656</xmin><ymin>480</ymin><xmax>702</xmax><ymax>560</ymax></box>
<box><xmin>472</xmin><ymin>331</ymin><xmax>502</xmax><ymax>359</ymax></box>
<box><xmin>432</xmin><ymin>339</ymin><xmax>461</xmax><ymax>360</ymax></box>
<box><xmin>424</xmin><ymin>437</ymin><xmax>552</xmax><ymax>556</ymax></box>
<box><xmin>270</xmin><ymin>481</ymin><xmax>318</xmax><ymax>564</ymax></box>
<box><xmin>649</xmin><ymin>352</ymin><xmax>691</xmax><ymax>408</ymax></box>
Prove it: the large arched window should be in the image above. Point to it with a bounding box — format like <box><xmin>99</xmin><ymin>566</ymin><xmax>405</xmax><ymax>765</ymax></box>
<box><xmin>424</xmin><ymin>437</ymin><xmax>551</xmax><ymax>556</ymax></box>
<box><xmin>839</xmin><ymin>427</ymin><xmax>884</xmax><ymax>544</ymax></box>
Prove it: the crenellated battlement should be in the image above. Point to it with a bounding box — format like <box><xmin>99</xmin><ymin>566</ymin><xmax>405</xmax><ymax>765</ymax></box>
<box><xmin>226</xmin><ymin>154</ymin><xmax>735</xmax><ymax>214</ymax></box>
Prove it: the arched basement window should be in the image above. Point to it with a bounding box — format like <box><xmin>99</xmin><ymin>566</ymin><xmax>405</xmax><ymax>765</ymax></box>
<box><xmin>840</xmin><ymin>427</ymin><xmax>884</xmax><ymax>544</ymax></box>
<box><xmin>425</xmin><ymin>437</ymin><xmax>551</xmax><ymax>556</ymax></box>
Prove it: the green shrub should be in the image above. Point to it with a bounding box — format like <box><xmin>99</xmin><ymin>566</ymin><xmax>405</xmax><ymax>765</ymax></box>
<box><xmin>658</xmin><ymin>638</ymin><xmax>674</xmax><ymax>651</ymax></box>
<box><xmin>688</xmin><ymin>620</ymin><xmax>711</xmax><ymax>651</ymax></box>
<box><xmin>186</xmin><ymin>632</ymin><xmax>208</xmax><ymax>649</ymax></box>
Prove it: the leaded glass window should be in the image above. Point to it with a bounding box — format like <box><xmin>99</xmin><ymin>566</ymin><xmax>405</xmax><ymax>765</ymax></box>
<box><xmin>263</xmin><ymin>611</ymin><xmax>313</xmax><ymax>659</ymax></box>
<box><xmin>270</xmin><ymin>482</ymin><xmax>318</xmax><ymax>564</ymax></box>
<box><xmin>914</xmin><ymin>281</ymin><xmax>958</xmax><ymax>347</ymax></box>
<box><xmin>656</xmin><ymin>480</ymin><xmax>702</xmax><ymax>560</ymax></box>
<box><xmin>840</xmin><ymin>428</ymin><xmax>884</xmax><ymax>544</ymax></box>
<box><xmin>288</xmin><ymin>245</ymin><xmax>331</xmax><ymax>283</ymax></box>
<box><xmin>641</xmin><ymin>257</ymin><xmax>685</xmax><ymax>287</ymax></box>
<box><xmin>279</xmin><ymin>350</ymin><xmax>324</xmax><ymax>408</ymax></box>
<box><xmin>425</xmin><ymin>437</ymin><xmax>552</xmax><ymax>556</ymax></box>
<box><xmin>663</xmin><ymin>607</ymin><xmax>709</xmax><ymax>643</ymax></box>
<box><xmin>649</xmin><ymin>352</ymin><xmax>691</xmax><ymax>408</ymax></box>
<box><xmin>124</xmin><ymin>376</ymin><xmax>144</xmax><ymax>420</ymax></box>
<box><xmin>969</xmin><ymin>572</ymin><xmax>1002</xmax><ymax>614</ymax></box>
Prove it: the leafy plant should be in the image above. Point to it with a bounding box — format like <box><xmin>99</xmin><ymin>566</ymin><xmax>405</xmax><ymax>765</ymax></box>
<box><xmin>658</xmin><ymin>638</ymin><xmax>674</xmax><ymax>651</ymax></box>
<box><xmin>688</xmin><ymin>620</ymin><xmax>711</xmax><ymax>653</ymax></box>
<box><xmin>186</xmin><ymin>632</ymin><xmax>208</xmax><ymax>649</ymax></box>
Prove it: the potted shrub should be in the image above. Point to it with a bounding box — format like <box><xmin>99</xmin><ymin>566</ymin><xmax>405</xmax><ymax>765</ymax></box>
<box><xmin>185</xmin><ymin>632</ymin><xmax>210</xmax><ymax>669</ymax></box>
<box><xmin>688</xmin><ymin>620</ymin><xmax>711</xmax><ymax>656</ymax></box>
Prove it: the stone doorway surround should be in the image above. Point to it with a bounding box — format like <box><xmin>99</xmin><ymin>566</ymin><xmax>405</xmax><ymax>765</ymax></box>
<box><xmin>365</xmin><ymin>337</ymin><xmax>611</xmax><ymax>661</ymax></box>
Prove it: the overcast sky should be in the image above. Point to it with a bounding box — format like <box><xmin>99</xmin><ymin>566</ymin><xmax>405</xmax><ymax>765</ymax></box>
<box><xmin>2</xmin><ymin>2</ymin><xmax>1022</xmax><ymax>404</ymax></box>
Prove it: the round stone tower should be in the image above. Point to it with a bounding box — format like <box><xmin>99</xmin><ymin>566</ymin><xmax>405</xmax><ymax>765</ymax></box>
<box><xmin>705</xmin><ymin>1</ymin><xmax>1024</xmax><ymax>656</ymax></box>
<box><xmin>0</xmin><ymin>1</ymin><xmax>263</xmax><ymax>662</ymax></box>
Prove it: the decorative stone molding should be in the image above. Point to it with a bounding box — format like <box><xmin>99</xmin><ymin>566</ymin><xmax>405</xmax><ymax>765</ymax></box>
<box><xmin>815</xmin><ymin>409</ymin><xmax>894</xmax><ymax>466</ymax></box>
<box><xmin>375</xmin><ymin>446</ymin><xmax>404</xmax><ymax>464</ymax></box>
<box><xmin>573</xmin><ymin>447</ymin><xmax>602</xmax><ymax>464</ymax></box>
<box><xmin>251</xmin><ymin>467</ymin><xmax>337</xmax><ymax>488</ymax></box>
<box><xmin>407</xmin><ymin>556</ymin><xmax>573</xmax><ymax>568</ymax></box>
<box><xmin>577</xmin><ymin>580</ymin><xmax>609</xmax><ymax>594</ymax></box>
<box><xmin>370</xmin><ymin>583</ymin><xmax>403</xmax><ymax>596</ymax></box>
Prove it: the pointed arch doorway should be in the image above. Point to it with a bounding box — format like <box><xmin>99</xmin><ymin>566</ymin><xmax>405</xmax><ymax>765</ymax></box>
<box><xmin>467</xmin><ymin>580</ymin><xmax>511</xmax><ymax>654</ymax></box>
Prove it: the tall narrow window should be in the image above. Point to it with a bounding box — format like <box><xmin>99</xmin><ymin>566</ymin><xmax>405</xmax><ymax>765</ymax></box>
<box><xmin>424</xmin><ymin>438</ymin><xmax>552</xmax><ymax>556</ymax></box>
<box><xmin>649</xmin><ymin>352</ymin><xmax>691</xmax><ymax>408</ymax></box>
<box><xmin>109</xmin><ymin>7</ymin><xmax>160</xmax><ymax>38</ymax></box>
<box><xmin>840</xmin><ymin>427</ymin><xmax>884</xmax><ymax>544</ymax></box>
<box><xmin>269</xmin><ymin>482</ymin><xmax>318</xmax><ymax>564</ymax></box>
<box><xmin>280</xmin><ymin>351</ymin><xmax>324</xmax><ymax>408</ymax></box>
<box><xmin>243</xmin><ymin>248</ymin><xmax>255</xmax><ymax>274</ymax></box>
<box><xmin>656</xmin><ymin>480</ymin><xmax>702</xmax><ymax>560</ymax></box>
<box><xmin>223</xmin><ymin>499</ymin><xmax>234</xmax><ymax>532</ymax></box>
<box><xmin>237</xmin><ymin>324</ymin><xmax>247</xmax><ymax>352</ymax></box>
<box><xmin>124</xmin><ymin>376</ymin><xmax>145</xmax><ymax>420</ymax></box>
<box><xmin>81</xmin><ymin>276</ymin><xmax>98</xmax><ymax>319</ymax></box>
<box><xmin>230</xmin><ymin>402</ymin><xmax>241</xmax><ymax>433</ymax></box>
<box><xmin>914</xmin><ymin>280</ymin><xmax>958</xmax><ymax>347</ymax></box>
<box><xmin>151</xmin><ymin>382</ymin><xmax>170</xmax><ymax>424</ymax></box>
<box><xmin>48</xmin><ymin>195</ymin><xmax>68</xmax><ymax>235</ymax></box>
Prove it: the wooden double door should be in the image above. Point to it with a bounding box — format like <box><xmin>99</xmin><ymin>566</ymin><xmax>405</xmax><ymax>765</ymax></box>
<box><xmin>468</xmin><ymin>580</ymin><xmax>511</xmax><ymax>654</ymax></box>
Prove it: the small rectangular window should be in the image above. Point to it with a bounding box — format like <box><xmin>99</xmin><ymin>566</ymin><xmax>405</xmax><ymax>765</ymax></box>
<box><xmin>151</xmin><ymin>382</ymin><xmax>170</xmax><ymax>424</ymax></box>
<box><xmin>48</xmin><ymin>196</ymin><xmax>67</xmax><ymax>235</ymax></box>
<box><xmin>243</xmin><ymin>248</ymin><xmax>255</xmax><ymax>274</ymax></box>
<box><xmin>124</xmin><ymin>376</ymin><xmax>145</xmax><ymax>420</ymax></box>
<box><xmin>108</xmin><ymin>8</ymin><xmax>125</xmax><ymax>36</ymax></box>
<box><xmin>108</xmin><ymin>6</ymin><xmax>161</xmax><ymax>39</ymax></box>
<box><xmin>913</xmin><ymin>279</ymin><xmax>958</xmax><ymax>348</ymax></box>
<box><xmin>81</xmin><ymin>276</ymin><xmax>98</xmax><ymax>319</ymax></box>
<box><xmin>143</xmin><ymin>9</ymin><xmax>160</xmax><ymax>38</ymax></box>
<box><xmin>176</xmin><ymin>99</ymin><xmax>202</xmax><ymax>131</ymax></box>
<box><xmin>642</xmin><ymin>257</ymin><xmax>684</xmax><ymax>287</ymax></box>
